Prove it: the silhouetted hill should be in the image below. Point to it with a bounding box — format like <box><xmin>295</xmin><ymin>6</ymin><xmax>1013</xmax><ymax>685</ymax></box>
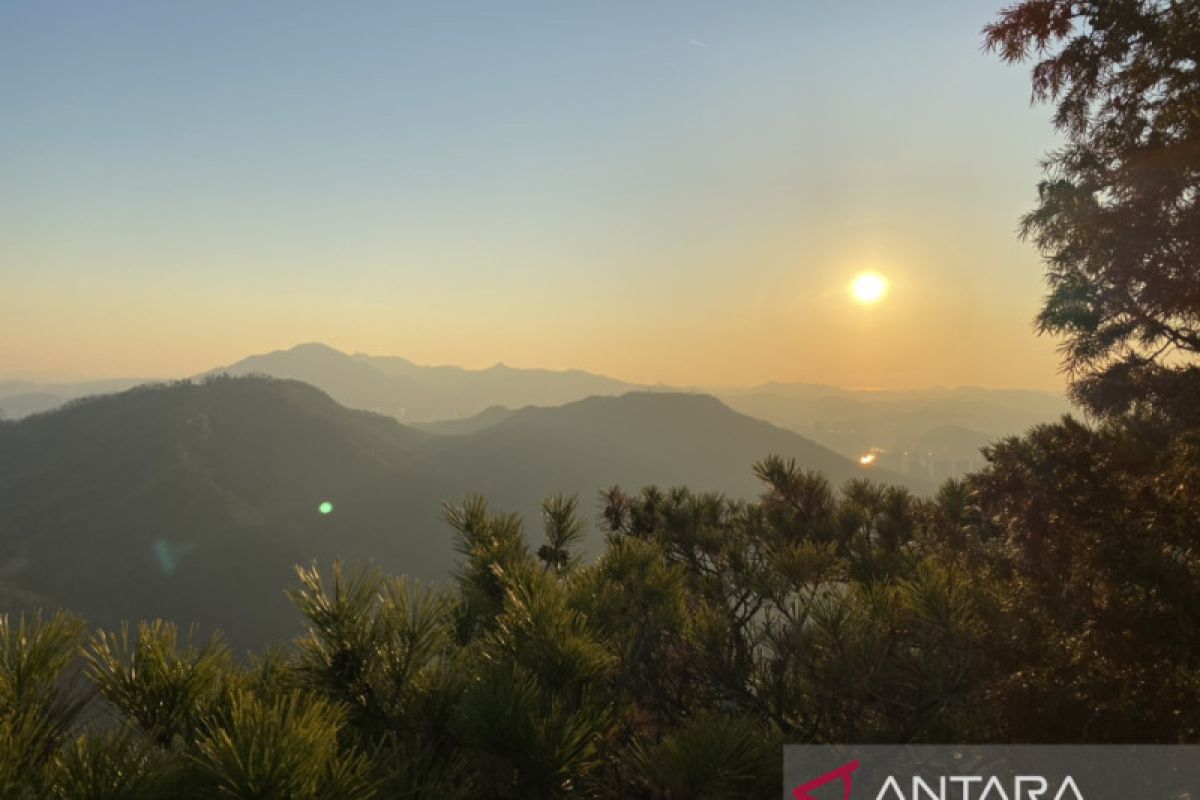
<box><xmin>205</xmin><ymin>343</ymin><xmax>420</xmax><ymax>420</ymax></box>
<box><xmin>0</xmin><ymin>377</ymin><xmax>447</xmax><ymax>649</ymax></box>
<box><xmin>208</xmin><ymin>346</ymin><xmax>1069</xmax><ymax>480</ymax></box>
<box><xmin>2</xmin><ymin>349</ymin><xmax>1069</xmax><ymax>484</ymax></box>
<box><xmin>208</xmin><ymin>342</ymin><xmax>635</xmax><ymax>422</ymax></box>
<box><xmin>411</xmin><ymin>405</ymin><xmax>516</xmax><ymax>435</ymax></box>
<box><xmin>416</xmin><ymin>392</ymin><xmax>918</xmax><ymax>550</ymax></box>
<box><xmin>356</xmin><ymin>353</ymin><xmax>635</xmax><ymax>411</ymax></box>
<box><xmin>0</xmin><ymin>349</ymin><xmax>1070</xmax><ymax>485</ymax></box>
<box><xmin>0</xmin><ymin>378</ymin><xmax>915</xmax><ymax>648</ymax></box>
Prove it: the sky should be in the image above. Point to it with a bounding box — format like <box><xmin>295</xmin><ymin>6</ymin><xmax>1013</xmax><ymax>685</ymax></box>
<box><xmin>1</xmin><ymin>1</ymin><xmax>1065</xmax><ymax>390</ymax></box>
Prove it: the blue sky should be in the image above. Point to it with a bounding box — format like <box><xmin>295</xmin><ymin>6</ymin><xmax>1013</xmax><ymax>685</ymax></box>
<box><xmin>0</xmin><ymin>1</ymin><xmax>1063</xmax><ymax>388</ymax></box>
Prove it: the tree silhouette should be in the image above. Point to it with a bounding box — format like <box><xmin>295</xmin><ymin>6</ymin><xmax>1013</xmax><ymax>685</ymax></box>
<box><xmin>985</xmin><ymin>0</ymin><xmax>1200</xmax><ymax>421</ymax></box>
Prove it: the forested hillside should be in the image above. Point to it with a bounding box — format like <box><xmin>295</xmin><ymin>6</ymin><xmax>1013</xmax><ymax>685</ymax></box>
<box><xmin>0</xmin><ymin>376</ymin><xmax>899</xmax><ymax>647</ymax></box>
<box><xmin>4</xmin><ymin>429</ymin><xmax>1198</xmax><ymax>797</ymax></box>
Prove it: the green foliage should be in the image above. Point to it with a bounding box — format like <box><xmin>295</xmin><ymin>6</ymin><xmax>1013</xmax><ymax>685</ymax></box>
<box><xmin>0</xmin><ymin>713</ymin><xmax>50</xmax><ymax>799</ymax></box>
<box><xmin>191</xmin><ymin>689</ymin><xmax>374</xmax><ymax>799</ymax></box>
<box><xmin>455</xmin><ymin>662</ymin><xmax>608</xmax><ymax>799</ymax></box>
<box><xmin>536</xmin><ymin>493</ymin><xmax>586</xmax><ymax>574</ymax></box>
<box><xmin>368</xmin><ymin>738</ymin><xmax>474</xmax><ymax>800</ymax></box>
<box><xmin>46</xmin><ymin>730</ymin><xmax>172</xmax><ymax>800</ymax></box>
<box><xmin>86</xmin><ymin>620</ymin><xmax>232</xmax><ymax>747</ymax></box>
<box><xmin>289</xmin><ymin>560</ymin><xmax>458</xmax><ymax>732</ymax></box>
<box><xmin>485</xmin><ymin>565</ymin><xmax>613</xmax><ymax>696</ymax></box>
<box><xmin>0</xmin><ymin>611</ymin><xmax>89</xmax><ymax>796</ymax></box>
<box><xmin>287</xmin><ymin>560</ymin><xmax>470</xmax><ymax>796</ymax></box>
<box><xmin>630</xmin><ymin>712</ymin><xmax>780</xmax><ymax>800</ymax></box>
<box><xmin>445</xmin><ymin>496</ymin><xmax>533</xmax><ymax>638</ymax></box>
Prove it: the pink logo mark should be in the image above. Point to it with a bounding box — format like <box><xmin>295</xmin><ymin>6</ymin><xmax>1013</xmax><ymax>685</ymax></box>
<box><xmin>792</xmin><ymin>759</ymin><xmax>861</xmax><ymax>800</ymax></box>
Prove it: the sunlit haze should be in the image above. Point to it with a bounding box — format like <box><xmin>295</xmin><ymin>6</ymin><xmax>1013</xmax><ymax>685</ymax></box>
<box><xmin>850</xmin><ymin>272</ymin><xmax>888</xmax><ymax>306</ymax></box>
<box><xmin>1</xmin><ymin>1</ymin><xmax>1062</xmax><ymax>389</ymax></box>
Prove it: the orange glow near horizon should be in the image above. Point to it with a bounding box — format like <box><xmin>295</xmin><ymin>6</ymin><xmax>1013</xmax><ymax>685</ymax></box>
<box><xmin>1</xmin><ymin>3</ymin><xmax>1074</xmax><ymax>394</ymax></box>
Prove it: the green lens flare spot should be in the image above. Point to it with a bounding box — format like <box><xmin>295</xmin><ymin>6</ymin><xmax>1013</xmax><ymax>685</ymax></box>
<box><xmin>318</xmin><ymin>501</ymin><xmax>333</xmax><ymax>515</ymax></box>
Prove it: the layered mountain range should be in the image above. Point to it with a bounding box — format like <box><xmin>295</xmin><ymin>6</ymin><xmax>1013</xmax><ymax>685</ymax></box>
<box><xmin>0</xmin><ymin>374</ymin><xmax>898</xmax><ymax>647</ymax></box>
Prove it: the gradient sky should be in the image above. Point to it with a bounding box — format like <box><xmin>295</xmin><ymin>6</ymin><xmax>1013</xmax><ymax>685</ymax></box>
<box><xmin>1</xmin><ymin>1</ymin><xmax>1065</xmax><ymax>389</ymax></box>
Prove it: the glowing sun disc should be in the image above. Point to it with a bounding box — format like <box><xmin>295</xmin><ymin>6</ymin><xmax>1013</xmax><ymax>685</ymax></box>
<box><xmin>851</xmin><ymin>272</ymin><xmax>888</xmax><ymax>305</ymax></box>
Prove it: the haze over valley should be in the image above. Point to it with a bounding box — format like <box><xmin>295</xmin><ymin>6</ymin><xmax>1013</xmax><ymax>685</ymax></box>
<box><xmin>1</xmin><ymin>341</ymin><xmax>1069</xmax><ymax>480</ymax></box>
<box><xmin>0</xmin><ymin>342</ymin><xmax>1071</xmax><ymax>645</ymax></box>
<box><xmin>0</xmin><ymin>370</ymin><xmax>917</xmax><ymax>647</ymax></box>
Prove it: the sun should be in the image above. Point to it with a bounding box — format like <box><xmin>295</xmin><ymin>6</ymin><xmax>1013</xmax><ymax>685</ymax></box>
<box><xmin>850</xmin><ymin>272</ymin><xmax>888</xmax><ymax>305</ymax></box>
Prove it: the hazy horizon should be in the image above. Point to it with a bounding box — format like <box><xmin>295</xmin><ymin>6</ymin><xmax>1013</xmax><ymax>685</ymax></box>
<box><xmin>0</xmin><ymin>340</ymin><xmax>1067</xmax><ymax>396</ymax></box>
<box><xmin>4</xmin><ymin>1</ymin><xmax>1064</xmax><ymax>390</ymax></box>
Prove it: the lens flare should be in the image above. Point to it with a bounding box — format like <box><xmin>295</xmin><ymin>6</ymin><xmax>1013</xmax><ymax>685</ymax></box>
<box><xmin>318</xmin><ymin>501</ymin><xmax>333</xmax><ymax>515</ymax></box>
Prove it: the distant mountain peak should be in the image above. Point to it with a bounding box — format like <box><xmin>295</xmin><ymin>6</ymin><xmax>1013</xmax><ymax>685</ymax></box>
<box><xmin>203</xmin><ymin>345</ymin><xmax>637</xmax><ymax>423</ymax></box>
<box><xmin>290</xmin><ymin>341</ymin><xmax>344</xmax><ymax>353</ymax></box>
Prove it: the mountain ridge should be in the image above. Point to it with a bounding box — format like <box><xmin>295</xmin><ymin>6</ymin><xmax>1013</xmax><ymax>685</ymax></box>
<box><xmin>0</xmin><ymin>375</ymin><xmax>903</xmax><ymax>648</ymax></box>
<box><xmin>206</xmin><ymin>342</ymin><xmax>637</xmax><ymax>422</ymax></box>
<box><xmin>1</xmin><ymin>342</ymin><xmax>1072</xmax><ymax>484</ymax></box>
